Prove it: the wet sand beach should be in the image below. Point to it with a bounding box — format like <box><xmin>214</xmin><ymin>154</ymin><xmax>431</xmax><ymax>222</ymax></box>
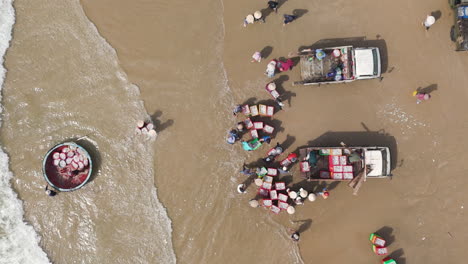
<box><xmin>2</xmin><ymin>0</ymin><xmax>468</xmax><ymax>263</ymax></box>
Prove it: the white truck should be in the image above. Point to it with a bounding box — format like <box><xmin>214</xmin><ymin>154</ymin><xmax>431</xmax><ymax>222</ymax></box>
<box><xmin>291</xmin><ymin>45</ymin><xmax>382</xmax><ymax>85</ymax></box>
<box><xmin>298</xmin><ymin>146</ymin><xmax>391</xmax><ymax>194</ymax></box>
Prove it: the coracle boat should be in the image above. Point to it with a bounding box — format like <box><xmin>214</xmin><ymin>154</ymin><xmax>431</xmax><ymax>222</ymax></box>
<box><xmin>42</xmin><ymin>142</ymin><xmax>93</xmax><ymax>191</ymax></box>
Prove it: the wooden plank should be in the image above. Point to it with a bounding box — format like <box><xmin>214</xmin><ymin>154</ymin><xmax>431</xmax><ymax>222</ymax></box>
<box><xmin>348</xmin><ymin>168</ymin><xmax>365</xmax><ymax>195</ymax></box>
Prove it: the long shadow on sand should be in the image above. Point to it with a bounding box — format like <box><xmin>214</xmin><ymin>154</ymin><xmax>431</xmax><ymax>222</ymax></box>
<box><xmin>260</xmin><ymin>46</ymin><xmax>274</xmax><ymax>59</ymax></box>
<box><xmin>274</xmin><ymin>75</ymin><xmax>297</xmax><ymax>107</ymax></box>
<box><xmin>280</xmin><ymin>134</ymin><xmax>296</xmax><ymax>151</ymax></box>
<box><xmin>295</xmin><ymin>219</ymin><xmax>312</xmax><ymax>233</ymax></box>
<box><xmin>431</xmin><ymin>10</ymin><xmax>442</xmax><ymax>21</ymax></box>
<box><xmin>416</xmin><ymin>84</ymin><xmax>438</xmax><ymax>95</ymax></box>
<box><xmin>150</xmin><ymin>110</ymin><xmax>174</xmax><ymax>133</ymax></box>
<box><xmin>292</xmin><ymin>9</ymin><xmax>308</xmax><ymax>19</ymax></box>
<box><xmin>375</xmin><ymin>226</ymin><xmax>395</xmax><ymax>246</ymax></box>
<box><xmin>388</xmin><ymin>248</ymin><xmax>406</xmax><ymax>264</ymax></box>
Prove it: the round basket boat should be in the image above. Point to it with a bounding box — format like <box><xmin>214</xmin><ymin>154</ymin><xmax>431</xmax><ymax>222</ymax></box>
<box><xmin>42</xmin><ymin>142</ymin><xmax>93</xmax><ymax>192</ymax></box>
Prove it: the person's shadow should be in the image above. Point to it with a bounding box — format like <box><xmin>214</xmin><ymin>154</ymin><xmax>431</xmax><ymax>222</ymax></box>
<box><xmin>416</xmin><ymin>84</ymin><xmax>438</xmax><ymax>95</ymax></box>
<box><xmin>294</xmin><ymin>219</ymin><xmax>313</xmax><ymax>233</ymax></box>
<box><xmin>280</xmin><ymin>134</ymin><xmax>296</xmax><ymax>151</ymax></box>
<box><xmin>431</xmin><ymin>10</ymin><xmax>442</xmax><ymax>21</ymax></box>
<box><xmin>274</xmin><ymin>75</ymin><xmax>296</xmax><ymax>107</ymax></box>
<box><xmin>375</xmin><ymin>226</ymin><xmax>395</xmax><ymax>246</ymax></box>
<box><xmin>292</xmin><ymin>9</ymin><xmax>308</xmax><ymax>19</ymax></box>
<box><xmin>261</xmin><ymin>46</ymin><xmax>274</xmax><ymax>59</ymax></box>
<box><xmin>261</xmin><ymin>8</ymin><xmax>274</xmax><ymax>21</ymax></box>
<box><xmin>388</xmin><ymin>248</ymin><xmax>406</xmax><ymax>264</ymax></box>
<box><xmin>150</xmin><ymin>110</ymin><xmax>174</xmax><ymax>133</ymax></box>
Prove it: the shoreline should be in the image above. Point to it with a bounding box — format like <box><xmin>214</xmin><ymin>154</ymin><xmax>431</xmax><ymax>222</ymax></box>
<box><xmin>0</xmin><ymin>0</ymin><xmax>50</xmax><ymax>262</ymax></box>
<box><xmin>3</xmin><ymin>0</ymin><xmax>468</xmax><ymax>263</ymax></box>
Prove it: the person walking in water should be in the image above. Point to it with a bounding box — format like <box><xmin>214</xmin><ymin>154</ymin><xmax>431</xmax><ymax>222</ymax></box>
<box><xmin>413</xmin><ymin>90</ymin><xmax>431</xmax><ymax>104</ymax></box>
<box><xmin>422</xmin><ymin>14</ymin><xmax>435</xmax><ymax>30</ymax></box>
<box><xmin>289</xmin><ymin>228</ymin><xmax>300</xmax><ymax>242</ymax></box>
<box><xmin>237</xmin><ymin>183</ymin><xmax>247</xmax><ymax>193</ymax></box>
<box><xmin>45</xmin><ymin>185</ymin><xmax>57</xmax><ymax>197</ymax></box>
<box><xmin>283</xmin><ymin>14</ymin><xmax>297</xmax><ymax>26</ymax></box>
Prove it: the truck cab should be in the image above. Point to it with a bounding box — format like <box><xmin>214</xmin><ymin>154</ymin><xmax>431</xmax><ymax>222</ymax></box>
<box><xmin>353</xmin><ymin>48</ymin><xmax>381</xmax><ymax>79</ymax></box>
<box><xmin>363</xmin><ymin>147</ymin><xmax>392</xmax><ymax>178</ymax></box>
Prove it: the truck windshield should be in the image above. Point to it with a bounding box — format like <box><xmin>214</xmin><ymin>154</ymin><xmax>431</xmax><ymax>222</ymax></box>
<box><xmin>372</xmin><ymin>49</ymin><xmax>379</xmax><ymax>76</ymax></box>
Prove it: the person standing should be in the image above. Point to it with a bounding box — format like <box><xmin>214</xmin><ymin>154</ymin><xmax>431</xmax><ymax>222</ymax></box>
<box><xmin>277</xmin><ymin>59</ymin><xmax>293</xmax><ymax>72</ymax></box>
<box><xmin>251</xmin><ymin>51</ymin><xmax>262</xmax><ymax>63</ymax></box>
<box><xmin>45</xmin><ymin>185</ymin><xmax>57</xmax><ymax>197</ymax></box>
<box><xmin>236</xmin><ymin>122</ymin><xmax>245</xmax><ymax>133</ymax></box>
<box><xmin>240</xmin><ymin>164</ymin><xmax>255</xmax><ymax>176</ymax></box>
<box><xmin>289</xmin><ymin>229</ymin><xmax>300</xmax><ymax>242</ymax></box>
<box><xmin>268</xmin><ymin>1</ymin><xmax>279</xmax><ymax>13</ymax></box>
<box><xmin>249</xmin><ymin>199</ymin><xmax>259</xmax><ymax>208</ymax></box>
<box><xmin>283</xmin><ymin>14</ymin><xmax>297</xmax><ymax>26</ymax></box>
<box><xmin>259</xmin><ymin>135</ymin><xmax>271</xmax><ymax>144</ymax></box>
<box><xmin>265</xmin><ymin>60</ymin><xmax>277</xmax><ymax>78</ymax></box>
<box><xmin>316</xmin><ymin>188</ymin><xmax>330</xmax><ymax>199</ymax></box>
<box><xmin>244</xmin><ymin>14</ymin><xmax>255</xmax><ymax>27</ymax></box>
<box><xmin>227</xmin><ymin>130</ymin><xmax>240</xmax><ymax>144</ymax></box>
<box><xmin>237</xmin><ymin>183</ymin><xmax>247</xmax><ymax>193</ymax></box>
<box><xmin>232</xmin><ymin>105</ymin><xmax>243</xmax><ymax>116</ymax></box>
<box><xmin>254</xmin><ymin>11</ymin><xmax>265</xmax><ymax>23</ymax></box>
<box><xmin>422</xmin><ymin>14</ymin><xmax>435</xmax><ymax>30</ymax></box>
<box><xmin>413</xmin><ymin>90</ymin><xmax>431</xmax><ymax>104</ymax></box>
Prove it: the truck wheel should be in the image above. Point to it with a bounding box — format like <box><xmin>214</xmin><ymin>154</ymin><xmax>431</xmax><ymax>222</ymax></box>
<box><xmin>450</xmin><ymin>26</ymin><xmax>456</xmax><ymax>42</ymax></box>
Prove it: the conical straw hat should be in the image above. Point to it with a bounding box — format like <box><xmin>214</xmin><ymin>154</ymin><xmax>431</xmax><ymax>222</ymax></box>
<box><xmin>289</xmin><ymin>191</ymin><xmax>298</xmax><ymax>199</ymax></box>
<box><xmin>287</xmin><ymin>206</ymin><xmax>295</xmax><ymax>214</ymax></box>
<box><xmin>299</xmin><ymin>188</ymin><xmax>308</xmax><ymax>198</ymax></box>
<box><xmin>137</xmin><ymin>120</ymin><xmax>145</xmax><ymax>128</ymax></box>
<box><xmin>425</xmin><ymin>16</ymin><xmax>435</xmax><ymax>25</ymax></box>
<box><xmin>249</xmin><ymin>199</ymin><xmax>259</xmax><ymax>208</ymax></box>
<box><xmin>254</xmin><ymin>11</ymin><xmax>262</xmax><ymax>19</ymax></box>
<box><xmin>308</xmin><ymin>193</ymin><xmax>317</xmax><ymax>202</ymax></box>
<box><xmin>254</xmin><ymin>178</ymin><xmax>263</xmax><ymax>186</ymax></box>
<box><xmin>246</xmin><ymin>14</ymin><xmax>254</xmax><ymax>24</ymax></box>
<box><xmin>267</xmin><ymin>82</ymin><xmax>276</xmax><ymax>90</ymax></box>
<box><xmin>148</xmin><ymin>130</ymin><xmax>157</xmax><ymax>138</ymax></box>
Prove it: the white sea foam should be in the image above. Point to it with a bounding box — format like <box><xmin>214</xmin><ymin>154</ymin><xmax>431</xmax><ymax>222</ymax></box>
<box><xmin>0</xmin><ymin>1</ymin><xmax>50</xmax><ymax>263</ymax></box>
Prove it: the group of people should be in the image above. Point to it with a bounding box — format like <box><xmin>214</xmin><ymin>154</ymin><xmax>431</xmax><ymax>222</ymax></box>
<box><xmin>228</xmin><ymin>107</ymin><xmax>274</xmax><ymax>147</ymax></box>
<box><xmin>227</xmin><ymin>119</ymin><xmax>246</xmax><ymax>144</ymax></box>
<box><xmin>136</xmin><ymin>120</ymin><xmax>157</xmax><ymax>138</ymax></box>
<box><xmin>237</xmin><ymin>151</ymin><xmax>331</xmax><ymax>210</ymax></box>
<box><xmin>243</xmin><ymin>1</ymin><xmax>298</xmax><ymax>27</ymax></box>
<box><xmin>265</xmin><ymin>58</ymin><xmax>294</xmax><ymax>78</ymax></box>
<box><xmin>231</xmin><ymin>0</ymin><xmax>315</xmax><ymax>242</ymax></box>
<box><xmin>286</xmin><ymin>187</ymin><xmax>329</xmax><ymax>206</ymax></box>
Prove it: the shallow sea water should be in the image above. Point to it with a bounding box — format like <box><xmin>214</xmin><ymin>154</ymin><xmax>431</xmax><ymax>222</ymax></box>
<box><xmin>1</xmin><ymin>0</ymin><xmax>175</xmax><ymax>263</ymax></box>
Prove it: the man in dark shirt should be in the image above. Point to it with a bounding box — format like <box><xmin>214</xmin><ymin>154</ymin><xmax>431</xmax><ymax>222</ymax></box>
<box><xmin>268</xmin><ymin>1</ymin><xmax>279</xmax><ymax>13</ymax></box>
<box><xmin>45</xmin><ymin>185</ymin><xmax>57</xmax><ymax>197</ymax></box>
